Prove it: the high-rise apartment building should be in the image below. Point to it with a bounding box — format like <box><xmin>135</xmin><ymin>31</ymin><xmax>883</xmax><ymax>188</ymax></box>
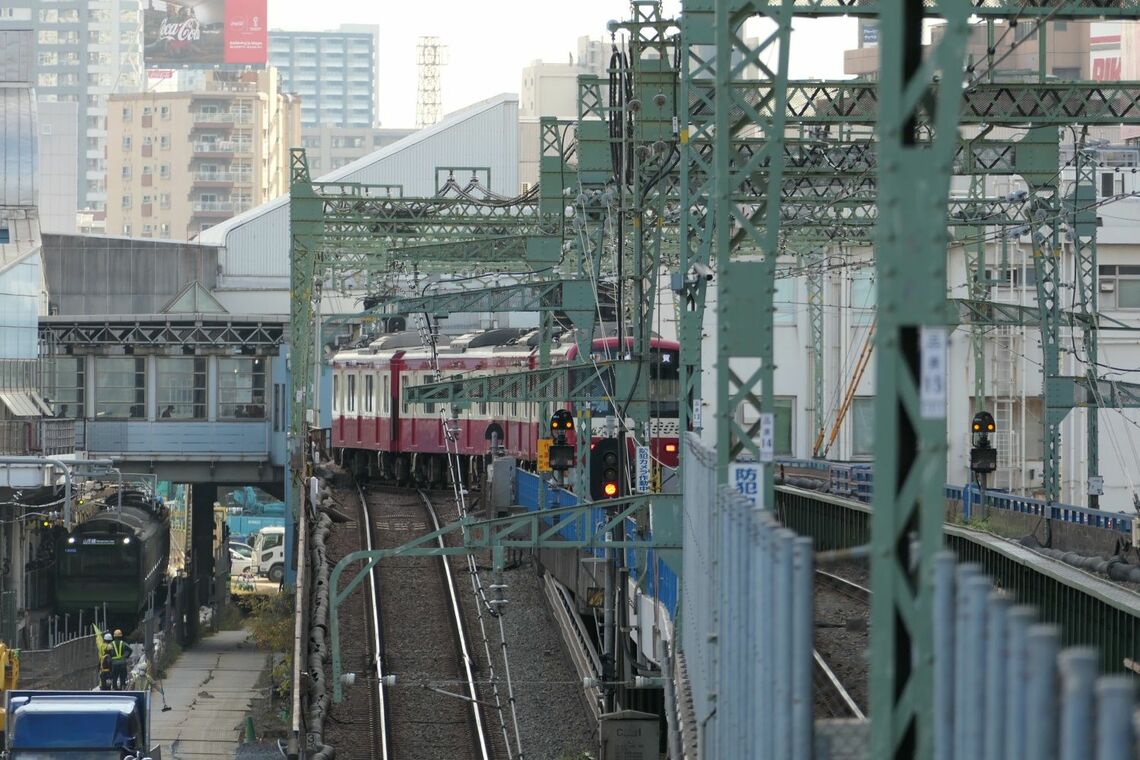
<box><xmin>0</xmin><ymin>0</ymin><xmax>144</xmax><ymax>212</ymax></box>
<box><xmin>105</xmin><ymin>69</ymin><xmax>301</xmax><ymax>241</ymax></box>
<box><xmin>268</xmin><ymin>24</ymin><xmax>378</xmax><ymax>128</ymax></box>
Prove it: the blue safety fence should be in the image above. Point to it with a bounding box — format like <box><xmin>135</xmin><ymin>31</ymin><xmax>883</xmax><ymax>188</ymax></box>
<box><xmin>779</xmin><ymin>457</ymin><xmax>1134</xmax><ymax>534</ymax></box>
<box><xmin>514</xmin><ymin>470</ymin><xmax>678</xmax><ymax>616</ymax></box>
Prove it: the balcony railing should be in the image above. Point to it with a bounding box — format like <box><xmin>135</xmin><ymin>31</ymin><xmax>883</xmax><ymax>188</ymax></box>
<box><xmin>192</xmin><ymin>171</ymin><xmax>252</xmax><ymax>185</ymax></box>
<box><xmin>0</xmin><ymin>418</ymin><xmax>76</xmax><ymax>456</ymax></box>
<box><xmin>192</xmin><ymin>201</ymin><xmax>237</xmax><ymax>213</ymax></box>
<box><xmin>191</xmin><ymin>112</ymin><xmax>254</xmax><ymax>125</ymax></box>
<box><xmin>191</xmin><ymin>141</ymin><xmax>253</xmax><ymax>155</ymax></box>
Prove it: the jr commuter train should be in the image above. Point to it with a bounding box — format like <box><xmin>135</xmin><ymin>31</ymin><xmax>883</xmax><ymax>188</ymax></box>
<box><xmin>54</xmin><ymin>490</ymin><xmax>170</xmax><ymax>624</ymax></box>
<box><xmin>330</xmin><ymin>326</ymin><xmax>681</xmax><ymax>486</ymax></box>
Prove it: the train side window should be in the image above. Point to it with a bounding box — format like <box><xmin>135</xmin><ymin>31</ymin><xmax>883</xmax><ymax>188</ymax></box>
<box><xmin>424</xmin><ymin>374</ymin><xmax>436</xmax><ymax>415</ymax></box>
<box><xmin>364</xmin><ymin>376</ymin><xmax>374</xmax><ymax>413</ymax></box>
<box><xmin>332</xmin><ymin>375</ymin><xmax>339</xmax><ymax>413</ymax></box>
<box><xmin>383</xmin><ymin>374</ymin><xmax>390</xmax><ymax>414</ymax></box>
<box><xmin>347</xmin><ymin>375</ymin><xmax>356</xmax><ymax>413</ymax></box>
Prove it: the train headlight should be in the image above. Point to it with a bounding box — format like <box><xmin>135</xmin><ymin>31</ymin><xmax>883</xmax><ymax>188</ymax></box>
<box><xmin>122</xmin><ymin>537</ymin><xmax>131</xmax><ymax>545</ymax></box>
<box><xmin>67</xmin><ymin>537</ymin><xmax>76</xmax><ymax>545</ymax></box>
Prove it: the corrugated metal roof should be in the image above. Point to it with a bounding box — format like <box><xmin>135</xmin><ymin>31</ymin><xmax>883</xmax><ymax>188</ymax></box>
<box><xmin>0</xmin><ymin>85</ymin><xmax>37</xmax><ymax>208</ymax></box>
<box><xmin>0</xmin><ymin>391</ymin><xmax>45</xmax><ymax>418</ymax></box>
<box><xmin>199</xmin><ymin>93</ymin><xmax>519</xmax><ymax>280</ymax></box>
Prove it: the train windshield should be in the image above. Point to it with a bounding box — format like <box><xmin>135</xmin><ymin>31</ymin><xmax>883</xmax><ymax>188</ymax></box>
<box><xmin>59</xmin><ymin>542</ymin><xmax>136</xmax><ymax>577</ymax></box>
<box><xmin>650</xmin><ymin>347</ymin><xmax>679</xmax><ymax>418</ymax></box>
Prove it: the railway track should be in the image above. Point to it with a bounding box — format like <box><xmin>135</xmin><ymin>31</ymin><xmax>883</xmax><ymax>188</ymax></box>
<box><xmin>814</xmin><ymin>568</ymin><xmax>871</xmax><ymax>718</ymax></box>
<box><xmin>361</xmin><ymin>484</ymin><xmax>494</xmax><ymax>760</ymax></box>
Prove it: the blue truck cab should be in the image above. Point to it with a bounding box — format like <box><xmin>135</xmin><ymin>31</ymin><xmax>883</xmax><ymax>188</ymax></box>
<box><xmin>3</xmin><ymin>691</ymin><xmax>159</xmax><ymax>759</ymax></box>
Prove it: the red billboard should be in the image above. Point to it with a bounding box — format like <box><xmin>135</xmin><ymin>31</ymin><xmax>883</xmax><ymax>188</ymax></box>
<box><xmin>143</xmin><ymin>0</ymin><xmax>266</xmax><ymax>68</ymax></box>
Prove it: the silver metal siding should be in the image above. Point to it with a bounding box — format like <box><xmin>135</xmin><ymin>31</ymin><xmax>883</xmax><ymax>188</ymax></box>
<box><xmin>214</xmin><ymin>96</ymin><xmax>519</xmax><ymax>279</ymax></box>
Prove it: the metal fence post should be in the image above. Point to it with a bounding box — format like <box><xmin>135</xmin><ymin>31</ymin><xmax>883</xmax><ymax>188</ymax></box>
<box><xmin>959</xmin><ymin>575</ymin><xmax>990</xmax><ymax>760</ymax></box>
<box><xmin>933</xmin><ymin>551</ymin><xmax>956</xmax><ymax>760</ymax></box>
<box><xmin>756</xmin><ymin>512</ymin><xmax>774</xmax><ymax>760</ymax></box>
<box><xmin>773</xmin><ymin>528</ymin><xmax>795</xmax><ymax>759</ymax></box>
<box><xmin>1059</xmin><ymin>647</ymin><xmax>1097</xmax><ymax>760</ymax></box>
<box><xmin>1095</xmin><ymin>676</ymin><xmax>1136</xmax><ymax>760</ymax></box>
<box><xmin>1025</xmin><ymin>624</ymin><xmax>1061</xmax><ymax>760</ymax></box>
<box><xmin>982</xmin><ymin>592</ymin><xmax>1012</xmax><ymax>760</ymax></box>
<box><xmin>953</xmin><ymin>563</ymin><xmax>981</xmax><ymax>760</ymax></box>
<box><xmin>791</xmin><ymin>536</ymin><xmax>813</xmax><ymax>760</ymax></box>
<box><xmin>1004</xmin><ymin>606</ymin><xmax>1038</xmax><ymax>759</ymax></box>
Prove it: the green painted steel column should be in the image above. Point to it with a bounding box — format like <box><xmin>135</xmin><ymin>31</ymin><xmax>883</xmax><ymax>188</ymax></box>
<box><xmin>962</xmin><ymin>174</ymin><xmax>988</xmax><ymax>414</ymax></box>
<box><xmin>870</xmin><ymin>3</ymin><xmax>968</xmax><ymax>759</ymax></box>
<box><xmin>678</xmin><ymin>1</ymin><xmax>714</xmax><ymax>438</ymax></box>
<box><xmin>713</xmin><ymin>0</ymin><xmax>791</xmax><ymax>508</ymax></box>
<box><xmin>1072</xmin><ymin>145</ymin><xmax>1100</xmax><ymax>507</ymax></box>
<box><xmin>288</xmin><ymin>151</ymin><xmax>323</xmax><ymax>517</ymax></box>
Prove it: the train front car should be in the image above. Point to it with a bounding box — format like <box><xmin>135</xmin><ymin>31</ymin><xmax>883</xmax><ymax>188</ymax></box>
<box><xmin>55</xmin><ymin>492</ymin><xmax>170</xmax><ymax>628</ymax></box>
<box><xmin>585</xmin><ymin>336</ymin><xmax>682</xmax><ymax>471</ymax></box>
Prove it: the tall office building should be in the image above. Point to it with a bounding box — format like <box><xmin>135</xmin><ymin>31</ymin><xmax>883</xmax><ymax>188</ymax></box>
<box><xmin>0</xmin><ymin>0</ymin><xmax>144</xmax><ymax>212</ymax></box>
<box><xmin>105</xmin><ymin>69</ymin><xmax>301</xmax><ymax>241</ymax></box>
<box><xmin>268</xmin><ymin>24</ymin><xmax>378</xmax><ymax>128</ymax></box>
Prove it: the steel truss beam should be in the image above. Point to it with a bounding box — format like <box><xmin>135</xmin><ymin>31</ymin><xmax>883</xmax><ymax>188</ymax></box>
<box><xmin>1071</xmin><ymin>146</ymin><xmax>1101</xmax><ymax>505</ymax></box>
<box><xmin>327</xmin><ymin>493</ymin><xmax>678</xmax><ymax>701</ymax></box>
<box><xmin>735</xmin><ymin>82</ymin><xmax>1140</xmax><ymax>125</ymax></box>
<box><xmin>689</xmin><ymin>0</ymin><xmax>1140</xmax><ymax>17</ymax></box>
<box><xmin>869</xmin><ymin>2</ymin><xmax>968</xmax><ymax>757</ymax></box>
<box><xmin>37</xmin><ymin>316</ymin><xmax>285</xmax><ymax>350</ymax></box>
<box><xmin>947</xmin><ymin>298</ymin><xmax>1138</xmax><ymax>330</ymax></box>
<box><xmin>373</xmin><ymin>279</ymin><xmax>597</xmax><ymax>322</ymax></box>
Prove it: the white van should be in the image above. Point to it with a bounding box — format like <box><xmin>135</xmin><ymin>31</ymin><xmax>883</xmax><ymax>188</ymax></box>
<box><xmin>253</xmin><ymin>525</ymin><xmax>286</xmax><ymax>583</ymax></box>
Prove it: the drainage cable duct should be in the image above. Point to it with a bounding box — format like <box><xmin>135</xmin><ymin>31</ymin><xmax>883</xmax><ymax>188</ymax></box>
<box><xmin>307</xmin><ymin>485</ymin><xmax>335</xmax><ymax>760</ymax></box>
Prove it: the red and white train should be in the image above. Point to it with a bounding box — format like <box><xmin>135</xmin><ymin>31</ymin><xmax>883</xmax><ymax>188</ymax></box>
<box><xmin>329</xmin><ymin>327</ymin><xmax>681</xmax><ymax>487</ymax></box>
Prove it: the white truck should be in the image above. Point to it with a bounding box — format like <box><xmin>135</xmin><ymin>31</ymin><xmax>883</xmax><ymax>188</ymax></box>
<box><xmin>252</xmin><ymin>525</ymin><xmax>285</xmax><ymax>584</ymax></box>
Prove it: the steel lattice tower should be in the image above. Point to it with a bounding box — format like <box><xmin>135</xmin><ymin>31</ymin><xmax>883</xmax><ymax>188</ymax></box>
<box><xmin>415</xmin><ymin>36</ymin><xmax>445</xmax><ymax>128</ymax></box>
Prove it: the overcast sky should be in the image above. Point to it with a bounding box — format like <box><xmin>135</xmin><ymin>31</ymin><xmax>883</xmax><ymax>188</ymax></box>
<box><xmin>267</xmin><ymin>1</ymin><xmax>856</xmax><ymax>128</ymax></box>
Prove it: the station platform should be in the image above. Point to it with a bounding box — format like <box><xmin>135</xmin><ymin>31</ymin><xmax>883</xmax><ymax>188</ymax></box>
<box><xmin>150</xmin><ymin>629</ymin><xmax>268</xmax><ymax>759</ymax></box>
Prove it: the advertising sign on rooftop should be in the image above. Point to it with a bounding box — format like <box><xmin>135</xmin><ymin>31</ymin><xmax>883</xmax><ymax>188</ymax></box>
<box><xmin>143</xmin><ymin>0</ymin><xmax>266</xmax><ymax>69</ymax></box>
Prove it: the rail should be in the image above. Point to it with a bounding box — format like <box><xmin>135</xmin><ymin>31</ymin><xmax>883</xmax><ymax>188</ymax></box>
<box><xmin>416</xmin><ymin>489</ymin><xmax>492</xmax><ymax>760</ymax></box>
<box><xmin>356</xmin><ymin>483</ymin><xmax>390</xmax><ymax>759</ymax></box>
<box><xmin>542</xmin><ymin>573</ymin><xmax>603</xmax><ymax>722</ymax></box>
<box><xmin>812</xmin><ymin>650</ymin><xmax>865</xmax><ymax>720</ymax></box>
<box><xmin>776</xmin><ymin>485</ymin><xmax>1140</xmax><ymax>676</ymax></box>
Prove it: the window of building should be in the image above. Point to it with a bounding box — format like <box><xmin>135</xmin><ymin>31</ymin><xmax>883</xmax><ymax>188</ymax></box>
<box><xmin>37</xmin><ymin>73</ymin><xmax>58</xmax><ymax>88</ymax></box>
<box><xmin>160</xmin><ymin>105</ymin><xmax>171</xmax><ymax>120</ymax></box>
<box><xmin>122</xmin><ymin>224</ymin><xmax>131</xmax><ymax>236</ymax></box>
<box><xmin>39</xmin><ymin>52</ymin><xmax>58</xmax><ymax>66</ymax></box>
<box><xmin>159</xmin><ymin>164</ymin><xmax>171</xmax><ymax>179</ymax></box>
<box><xmin>851</xmin><ymin>397</ymin><xmax>875</xmax><ymax>457</ymax></box>
<box><xmin>142</xmin><ymin>136</ymin><xmax>153</xmax><ymax>147</ymax></box>
<box><xmin>42</xmin><ymin>357</ymin><xmax>85</xmax><ymax>419</ymax></box>
<box><xmin>142</xmin><ymin>195</ymin><xmax>152</xmax><ymax>204</ymax></box>
<box><xmin>122</xmin><ymin>136</ymin><xmax>131</xmax><ymax>150</ymax></box>
<box><xmin>1098</xmin><ymin>265</ymin><xmax>1140</xmax><ymax>309</ymax></box>
<box><xmin>159</xmin><ymin>223</ymin><xmax>170</xmax><ymax>237</ymax></box>
<box><xmin>218</xmin><ymin>358</ymin><xmax>267</xmax><ymax>419</ymax></box>
<box><xmin>95</xmin><ymin>357</ymin><xmax>146</xmax><ymax>419</ymax></box>
<box><xmin>850</xmin><ymin>270</ymin><xmax>876</xmax><ymax>326</ymax></box>
<box><xmin>121</xmin><ymin>195</ymin><xmax>131</xmax><ymax>208</ymax></box>
<box><xmin>160</xmin><ymin>193</ymin><xmax>171</xmax><ymax>209</ymax></box>
<box><xmin>121</xmin><ymin>165</ymin><xmax>131</xmax><ymax>179</ymax></box>
<box><xmin>121</xmin><ymin>107</ymin><xmax>132</xmax><ymax>121</ymax></box>
<box><xmin>774</xmin><ymin>397</ymin><xmax>794</xmax><ymax>456</ymax></box>
<box><xmin>157</xmin><ymin>357</ymin><xmax>206</xmax><ymax>419</ymax></box>
<box><xmin>159</xmin><ymin>135</ymin><xmax>170</xmax><ymax>150</ymax></box>
<box><xmin>142</xmin><ymin>224</ymin><xmax>153</xmax><ymax>236</ymax></box>
<box><xmin>38</xmin><ymin>30</ymin><xmax>58</xmax><ymax>45</ymax></box>
<box><xmin>774</xmin><ymin>275</ymin><xmax>796</xmax><ymax>325</ymax></box>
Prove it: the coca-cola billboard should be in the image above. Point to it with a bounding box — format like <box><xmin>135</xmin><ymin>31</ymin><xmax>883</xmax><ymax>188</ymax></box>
<box><xmin>144</xmin><ymin>0</ymin><xmax>266</xmax><ymax>68</ymax></box>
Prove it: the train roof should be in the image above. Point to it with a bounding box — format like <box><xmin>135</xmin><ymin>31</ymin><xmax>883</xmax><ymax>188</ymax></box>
<box><xmin>77</xmin><ymin>503</ymin><xmax>168</xmax><ymax>542</ymax></box>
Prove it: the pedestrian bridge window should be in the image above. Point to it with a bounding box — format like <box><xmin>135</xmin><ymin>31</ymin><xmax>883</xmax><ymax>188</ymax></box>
<box><xmin>42</xmin><ymin>357</ymin><xmax>84</xmax><ymax>418</ymax></box>
<box><xmin>94</xmin><ymin>357</ymin><xmax>146</xmax><ymax>419</ymax></box>
<box><xmin>219</xmin><ymin>357</ymin><xmax>266</xmax><ymax>419</ymax></box>
<box><xmin>157</xmin><ymin>358</ymin><xmax>206</xmax><ymax>420</ymax></box>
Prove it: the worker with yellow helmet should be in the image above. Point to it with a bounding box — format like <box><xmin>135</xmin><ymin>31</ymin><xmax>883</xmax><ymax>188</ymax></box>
<box><xmin>109</xmin><ymin>629</ymin><xmax>131</xmax><ymax>691</ymax></box>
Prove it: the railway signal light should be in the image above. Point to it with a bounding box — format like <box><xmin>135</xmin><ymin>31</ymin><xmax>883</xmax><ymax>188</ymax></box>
<box><xmin>549</xmin><ymin>409</ymin><xmax>576</xmax><ymax>470</ymax></box>
<box><xmin>591</xmin><ymin>438</ymin><xmax>623</xmax><ymax>500</ymax></box>
<box><xmin>970</xmin><ymin>410</ymin><xmax>997</xmax><ymax>474</ymax></box>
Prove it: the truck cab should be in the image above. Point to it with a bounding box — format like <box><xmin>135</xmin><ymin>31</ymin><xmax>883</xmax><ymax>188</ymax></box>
<box><xmin>4</xmin><ymin>691</ymin><xmax>159</xmax><ymax>759</ymax></box>
<box><xmin>252</xmin><ymin>526</ymin><xmax>285</xmax><ymax>584</ymax></box>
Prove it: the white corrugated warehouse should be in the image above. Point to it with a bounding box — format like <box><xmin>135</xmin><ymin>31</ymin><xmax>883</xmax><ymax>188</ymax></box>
<box><xmin>197</xmin><ymin>93</ymin><xmax>520</xmax><ymax>314</ymax></box>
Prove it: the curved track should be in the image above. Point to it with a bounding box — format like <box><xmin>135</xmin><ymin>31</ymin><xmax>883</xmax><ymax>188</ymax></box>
<box><xmin>814</xmin><ymin>568</ymin><xmax>871</xmax><ymax>718</ymax></box>
<box><xmin>361</xmin><ymin>484</ymin><xmax>492</xmax><ymax>760</ymax></box>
